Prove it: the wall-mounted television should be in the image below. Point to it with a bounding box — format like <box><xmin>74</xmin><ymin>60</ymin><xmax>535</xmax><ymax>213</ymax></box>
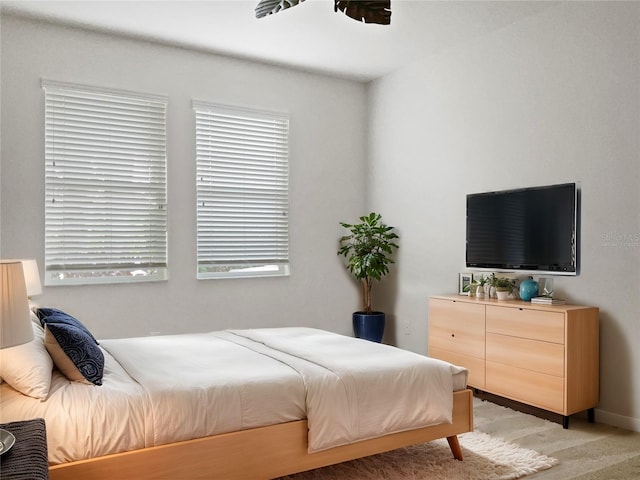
<box><xmin>466</xmin><ymin>182</ymin><xmax>579</xmax><ymax>275</ymax></box>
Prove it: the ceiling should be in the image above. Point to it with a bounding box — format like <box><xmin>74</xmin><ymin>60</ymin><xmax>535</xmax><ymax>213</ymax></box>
<box><xmin>0</xmin><ymin>0</ymin><xmax>557</xmax><ymax>82</ymax></box>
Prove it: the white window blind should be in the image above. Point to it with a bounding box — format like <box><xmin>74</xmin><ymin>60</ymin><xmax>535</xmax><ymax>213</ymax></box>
<box><xmin>43</xmin><ymin>80</ymin><xmax>168</xmax><ymax>285</ymax></box>
<box><xmin>194</xmin><ymin>101</ymin><xmax>290</xmax><ymax>279</ymax></box>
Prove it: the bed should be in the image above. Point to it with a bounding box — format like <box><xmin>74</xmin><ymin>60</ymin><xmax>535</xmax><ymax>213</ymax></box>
<box><xmin>0</xmin><ymin>311</ymin><xmax>472</xmax><ymax>479</ymax></box>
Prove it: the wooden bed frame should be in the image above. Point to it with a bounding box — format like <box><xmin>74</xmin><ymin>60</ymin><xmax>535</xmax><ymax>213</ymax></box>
<box><xmin>49</xmin><ymin>388</ymin><xmax>473</xmax><ymax>480</ymax></box>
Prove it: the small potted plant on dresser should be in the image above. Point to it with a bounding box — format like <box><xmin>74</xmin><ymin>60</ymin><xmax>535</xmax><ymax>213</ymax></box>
<box><xmin>491</xmin><ymin>275</ymin><xmax>516</xmax><ymax>300</ymax></box>
<box><xmin>338</xmin><ymin>212</ymin><xmax>399</xmax><ymax>342</ymax></box>
<box><xmin>475</xmin><ymin>274</ymin><xmax>488</xmax><ymax>299</ymax></box>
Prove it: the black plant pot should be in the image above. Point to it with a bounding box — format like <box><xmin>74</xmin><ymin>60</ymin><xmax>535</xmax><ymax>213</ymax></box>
<box><xmin>353</xmin><ymin>311</ymin><xmax>385</xmax><ymax>343</ymax></box>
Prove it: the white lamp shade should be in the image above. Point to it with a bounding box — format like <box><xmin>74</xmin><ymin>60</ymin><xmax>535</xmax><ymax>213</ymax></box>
<box><xmin>21</xmin><ymin>259</ymin><xmax>42</xmax><ymax>297</ymax></box>
<box><xmin>0</xmin><ymin>261</ymin><xmax>34</xmax><ymax>348</ymax></box>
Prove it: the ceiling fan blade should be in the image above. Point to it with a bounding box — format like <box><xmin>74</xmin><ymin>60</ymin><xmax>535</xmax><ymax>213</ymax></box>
<box><xmin>334</xmin><ymin>0</ymin><xmax>391</xmax><ymax>25</ymax></box>
<box><xmin>255</xmin><ymin>0</ymin><xmax>306</xmax><ymax>19</ymax></box>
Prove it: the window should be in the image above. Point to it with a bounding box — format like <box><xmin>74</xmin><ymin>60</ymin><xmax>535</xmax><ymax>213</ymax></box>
<box><xmin>193</xmin><ymin>102</ymin><xmax>290</xmax><ymax>279</ymax></box>
<box><xmin>43</xmin><ymin>80</ymin><xmax>168</xmax><ymax>285</ymax></box>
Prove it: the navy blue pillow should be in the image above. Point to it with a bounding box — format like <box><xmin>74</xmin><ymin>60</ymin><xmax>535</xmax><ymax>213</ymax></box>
<box><xmin>44</xmin><ymin>322</ymin><xmax>104</xmax><ymax>386</ymax></box>
<box><xmin>37</xmin><ymin>308</ymin><xmax>99</xmax><ymax>345</ymax></box>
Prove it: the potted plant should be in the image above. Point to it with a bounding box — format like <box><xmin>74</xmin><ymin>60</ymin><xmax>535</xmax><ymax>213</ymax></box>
<box><xmin>465</xmin><ymin>281</ymin><xmax>478</xmax><ymax>297</ymax></box>
<box><xmin>338</xmin><ymin>212</ymin><xmax>399</xmax><ymax>342</ymax></box>
<box><xmin>475</xmin><ymin>274</ymin><xmax>487</xmax><ymax>298</ymax></box>
<box><xmin>490</xmin><ymin>274</ymin><xmax>516</xmax><ymax>300</ymax></box>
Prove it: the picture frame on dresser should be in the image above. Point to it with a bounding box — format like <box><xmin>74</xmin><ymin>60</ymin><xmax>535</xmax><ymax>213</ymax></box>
<box><xmin>458</xmin><ymin>273</ymin><xmax>473</xmax><ymax>295</ymax></box>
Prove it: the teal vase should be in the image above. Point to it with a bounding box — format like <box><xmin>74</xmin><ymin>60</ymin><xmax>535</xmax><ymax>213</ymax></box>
<box><xmin>519</xmin><ymin>277</ymin><xmax>539</xmax><ymax>301</ymax></box>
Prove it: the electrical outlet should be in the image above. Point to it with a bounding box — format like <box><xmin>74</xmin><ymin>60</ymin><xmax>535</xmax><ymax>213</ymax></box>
<box><xmin>402</xmin><ymin>320</ymin><xmax>412</xmax><ymax>335</ymax></box>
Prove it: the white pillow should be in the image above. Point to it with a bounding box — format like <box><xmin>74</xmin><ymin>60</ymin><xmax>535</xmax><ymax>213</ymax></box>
<box><xmin>0</xmin><ymin>320</ymin><xmax>53</xmax><ymax>400</ymax></box>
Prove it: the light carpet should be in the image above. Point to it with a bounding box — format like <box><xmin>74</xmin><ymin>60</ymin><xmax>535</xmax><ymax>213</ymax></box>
<box><xmin>278</xmin><ymin>431</ymin><xmax>558</xmax><ymax>480</ymax></box>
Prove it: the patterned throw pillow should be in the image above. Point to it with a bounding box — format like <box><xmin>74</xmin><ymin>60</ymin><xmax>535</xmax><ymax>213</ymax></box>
<box><xmin>37</xmin><ymin>308</ymin><xmax>99</xmax><ymax>345</ymax></box>
<box><xmin>43</xmin><ymin>323</ymin><xmax>104</xmax><ymax>386</ymax></box>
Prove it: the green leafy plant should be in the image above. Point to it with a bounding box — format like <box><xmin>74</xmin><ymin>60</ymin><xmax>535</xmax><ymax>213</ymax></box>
<box><xmin>490</xmin><ymin>273</ymin><xmax>516</xmax><ymax>293</ymax></box>
<box><xmin>338</xmin><ymin>212</ymin><xmax>399</xmax><ymax>314</ymax></box>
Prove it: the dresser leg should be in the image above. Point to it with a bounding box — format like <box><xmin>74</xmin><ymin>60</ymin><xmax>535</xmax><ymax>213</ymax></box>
<box><xmin>562</xmin><ymin>416</ymin><xmax>569</xmax><ymax>429</ymax></box>
<box><xmin>587</xmin><ymin>408</ymin><xmax>595</xmax><ymax>423</ymax></box>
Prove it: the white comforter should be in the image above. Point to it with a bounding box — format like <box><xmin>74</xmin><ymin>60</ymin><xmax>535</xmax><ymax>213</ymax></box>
<box><xmin>222</xmin><ymin>328</ymin><xmax>466</xmax><ymax>452</ymax></box>
<box><xmin>0</xmin><ymin>327</ymin><xmax>467</xmax><ymax>463</ymax></box>
<box><xmin>100</xmin><ymin>330</ymin><xmax>307</xmax><ymax>447</ymax></box>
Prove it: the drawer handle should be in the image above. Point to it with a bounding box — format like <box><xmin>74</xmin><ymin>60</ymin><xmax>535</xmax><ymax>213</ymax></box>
<box><xmin>451</xmin><ymin>334</ymin><xmax>455</xmax><ymax>338</ymax></box>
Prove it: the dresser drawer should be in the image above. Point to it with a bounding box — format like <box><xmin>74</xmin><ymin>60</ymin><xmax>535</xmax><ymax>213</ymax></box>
<box><xmin>429</xmin><ymin>299</ymin><xmax>485</xmax><ymax>359</ymax></box>
<box><xmin>486</xmin><ymin>305</ymin><xmax>564</xmax><ymax>344</ymax></box>
<box><xmin>486</xmin><ymin>361</ymin><xmax>564</xmax><ymax>413</ymax></box>
<box><xmin>486</xmin><ymin>333</ymin><xmax>564</xmax><ymax>377</ymax></box>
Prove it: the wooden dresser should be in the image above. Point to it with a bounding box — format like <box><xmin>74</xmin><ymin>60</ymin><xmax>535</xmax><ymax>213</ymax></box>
<box><xmin>428</xmin><ymin>295</ymin><xmax>599</xmax><ymax>427</ymax></box>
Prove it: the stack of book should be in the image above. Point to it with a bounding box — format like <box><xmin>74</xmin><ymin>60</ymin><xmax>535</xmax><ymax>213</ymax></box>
<box><xmin>531</xmin><ymin>296</ymin><xmax>567</xmax><ymax>305</ymax></box>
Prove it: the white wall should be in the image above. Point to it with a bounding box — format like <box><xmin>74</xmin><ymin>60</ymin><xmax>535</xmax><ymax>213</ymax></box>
<box><xmin>0</xmin><ymin>15</ymin><xmax>367</xmax><ymax>339</ymax></box>
<box><xmin>3</xmin><ymin>3</ymin><xmax>639</xmax><ymax>433</ymax></box>
<box><xmin>368</xmin><ymin>2</ymin><xmax>640</xmax><ymax>430</ymax></box>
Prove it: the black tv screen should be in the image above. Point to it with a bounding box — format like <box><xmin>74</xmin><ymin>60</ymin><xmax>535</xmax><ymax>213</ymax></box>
<box><xmin>466</xmin><ymin>183</ymin><xmax>578</xmax><ymax>274</ymax></box>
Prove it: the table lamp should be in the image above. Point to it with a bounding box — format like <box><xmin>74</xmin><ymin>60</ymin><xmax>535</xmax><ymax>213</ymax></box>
<box><xmin>1</xmin><ymin>260</ymin><xmax>34</xmax><ymax>454</ymax></box>
<box><xmin>20</xmin><ymin>259</ymin><xmax>42</xmax><ymax>309</ymax></box>
<box><xmin>1</xmin><ymin>260</ymin><xmax>33</xmax><ymax>348</ymax></box>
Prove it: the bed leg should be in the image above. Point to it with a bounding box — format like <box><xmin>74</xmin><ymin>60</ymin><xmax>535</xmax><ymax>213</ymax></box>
<box><xmin>446</xmin><ymin>435</ymin><xmax>463</xmax><ymax>461</ymax></box>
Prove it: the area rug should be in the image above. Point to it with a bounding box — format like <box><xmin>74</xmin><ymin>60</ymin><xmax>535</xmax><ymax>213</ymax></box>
<box><xmin>278</xmin><ymin>431</ymin><xmax>558</xmax><ymax>480</ymax></box>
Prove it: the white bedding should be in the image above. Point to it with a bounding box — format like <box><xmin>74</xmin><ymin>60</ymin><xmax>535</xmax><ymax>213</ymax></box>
<box><xmin>0</xmin><ymin>347</ymin><xmax>149</xmax><ymax>464</ymax></box>
<box><xmin>223</xmin><ymin>328</ymin><xmax>467</xmax><ymax>452</ymax></box>
<box><xmin>0</xmin><ymin>327</ymin><xmax>467</xmax><ymax>464</ymax></box>
<box><xmin>100</xmin><ymin>331</ymin><xmax>307</xmax><ymax>447</ymax></box>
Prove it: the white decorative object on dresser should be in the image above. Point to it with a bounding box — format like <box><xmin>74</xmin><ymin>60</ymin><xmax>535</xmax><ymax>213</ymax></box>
<box><xmin>428</xmin><ymin>295</ymin><xmax>599</xmax><ymax>428</ymax></box>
